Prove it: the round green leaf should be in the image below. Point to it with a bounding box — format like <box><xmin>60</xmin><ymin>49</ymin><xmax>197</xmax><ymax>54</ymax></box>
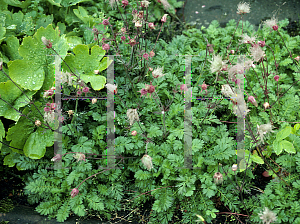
<box><xmin>280</xmin><ymin>140</ymin><xmax>296</xmax><ymax>154</ymax></box>
<box><xmin>276</xmin><ymin>126</ymin><xmax>292</xmax><ymax>141</ymax></box>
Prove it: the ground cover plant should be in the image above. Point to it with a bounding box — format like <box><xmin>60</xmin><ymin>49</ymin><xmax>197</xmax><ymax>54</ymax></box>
<box><xmin>0</xmin><ymin>0</ymin><xmax>300</xmax><ymax>223</ymax></box>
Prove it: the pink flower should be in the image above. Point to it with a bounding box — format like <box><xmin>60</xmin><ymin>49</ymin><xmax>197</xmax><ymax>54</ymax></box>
<box><xmin>180</xmin><ymin>84</ymin><xmax>188</xmax><ymax>94</ymax></box>
<box><xmin>44</xmin><ymin>107</ymin><xmax>50</xmax><ymax>112</ymax></box>
<box><xmin>102</xmin><ymin>44</ymin><xmax>110</xmax><ymax>51</ymax></box>
<box><xmin>50</xmin><ymin>103</ymin><xmax>56</xmax><ymax>110</ymax></box>
<box><xmin>126</xmin><ymin>36</ymin><xmax>139</xmax><ymax>47</ymax></box>
<box><xmin>77</xmin><ymin>90</ymin><xmax>82</xmax><ymax>96</ymax></box>
<box><xmin>272</xmin><ymin>25</ymin><xmax>278</xmax><ymax>31</ymax></box>
<box><xmin>149</xmin><ymin>50</ymin><xmax>155</xmax><ymax>57</ymax></box>
<box><xmin>101</xmin><ymin>17</ymin><xmax>110</xmax><ymax>26</ymax></box>
<box><xmin>199</xmin><ymin>81</ymin><xmax>209</xmax><ymax>94</ymax></box>
<box><xmin>258</xmin><ymin>39</ymin><xmax>265</xmax><ymax>47</ymax></box>
<box><xmin>138</xmin><ymin>88</ymin><xmax>148</xmax><ymax>97</ymax></box>
<box><xmin>71</xmin><ymin>188</ymin><xmax>79</xmax><ymax>198</ymax></box>
<box><xmin>121</xmin><ymin>36</ymin><xmax>126</xmax><ymax>41</ymax></box>
<box><xmin>41</xmin><ymin>37</ymin><xmax>52</xmax><ymax>48</ymax></box>
<box><xmin>138</xmin><ymin>11</ymin><xmax>144</xmax><ymax>19</ymax></box>
<box><xmin>274</xmin><ymin>75</ymin><xmax>279</xmax><ymax>81</ymax></box>
<box><xmin>161</xmin><ymin>14</ymin><xmax>168</xmax><ymax>23</ymax></box>
<box><xmin>122</xmin><ymin>0</ymin><xmax>128</xmax><ymax>7</ymax></box>
<box><xmin>143</xmin><ymin>53</ymin><xmax>149</xmax><ymax>60</ymax></box>
<box><xmin>131</xmin><ymin>130</ymin><xmax>137</xmax><ymax>136</ymax></box>
<box><xmin>145</xmin><ymin>81</ymin><xmax>157</xmax><ymax>97</ymax></box>
<box><xmin>82</xmin><ymin>87</ymin><xmax>89</xmax><ymax>93</ymax></box>
<box><xmin>248</xmin><ymin>96</ymin><xmax>258</xmax><ymax>107</ymax></box>
<box><xmin>148</xmin><ymin>22</ymin><xmax>156</xmax><ymax>30</ymax></box>
<box><xmin>51</xmin><ymin>154</ymin><xmax>62</xmax><ymax>162</ymax></box>
<box><xmin>294</xmin><ymin>56</ymin><xmax>300</xmax><ymax>62</ymax></box>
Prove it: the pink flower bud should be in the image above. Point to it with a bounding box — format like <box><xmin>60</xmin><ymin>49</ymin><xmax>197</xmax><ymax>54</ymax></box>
<box><xmin>274</xmin><ymin>75</ymin><xmax>279</xmax><ymax>81</ymax></box>
<box><xmin>149</xmin><ymin>50</ymin><xmax>155</xmax><ymax>57</ymax></box>
<box><xmin>248</xmin><ymin>96</ymin><xmax>258</xmax><ymax>107</ymax></box>
<box><xmin>102</xmin><ymin>43</ymin><xmax>110</xmax><ymax>51</ymax></box>
<box><xmin>70</xmin><ymin>188</ymin><xmax>79</xmax><ymax>198</ymax></box>
<box><xmin>51</xmin><ymin>154</ymin><xmax>62</xmax><ymax>162</ymax></box>
<box><xmin>138</xmin><ymin>88</ymin><xmax>148</xmax><ymax>97</ymax></box>
<box><xmin>44</xmin><ymin>107</ymin><xmax>50</xmax><ymax>112</ymax></box>
<box><xmin>82</xmin><ymin>87</ymin><xmax>89</xmax><ymax>93</ymax></box>
<box><xmin>148</xmin><ymin>23</ymin><xmax>156</xmax><ymax>30</ymax></box>
<box><xmin>138</xmin><ymin>11</ymin><xmax>144</xmax><ymax>18</ymax></box>
<box><xmin>131</xmin><ymin>130</ymin><xmax>137</xmax><ymax>136</ymax></box>
<box><xmin>230</xmin><ymin>50</ymin><xmax>235</xmax><ymax>54</ymax></box>
<box><xmin>149</xmin><ymin>67</ymin><xmax>153</xmax><ymax>71</ymax></box>
<box><xmin>41</xmin><ymin>36</ymin><xmax>52</xmax><ymax>48</ymax></box>
<box><xmin>122</xmin><ymin>0</ymin><xmax>129</xmax><ymax>7</ymax></box>
<box><xmin>50</xmin><ymin>103</ymin><xmax>56</xmax><ymax>110</ymax></box>
<box><xmin>180</xmin><ymin>84</ymin><xmax>188</xmax><ymax>94</ymax></box>
<box><xmin>77</xmin><ymin>90</ymin><xmax>82</xmax><ymax>96</ymax></box>
<box><xmin>121</xmin><ymin>36</ymin><xmax>126</xmax><ymax>41</ymax></box>
<box><xmin>143</xmin><ymin>53</ymin><xmax>149</xmax><ymax>60</ymax></box>
<box><xmin>272</xmin><ymin>25</ymin><xmax>278</xmax><ymax>31</ymax></box>
<box><xmin>101</xmin><ymin>18</ymin><xmax>110</xmax><ymax>26</ymax></box>
<box><xmin>258</xmin><ymin>40</ymin><xmax>265</xmax><ymax>47</ymax></box>
<box><xmin>145</xmin><ymin>81</ymin><xmax>157</xmax><ymax>97</ymax></box>
<box><xmin>294</xmin><ymin>56</ymin><xmax>300</xmax><ymax>62</ymax></box>
<box><xmin>161</xmin><ymin>14</ymin><xmax>168</xmax><ymax>23</ymax></box>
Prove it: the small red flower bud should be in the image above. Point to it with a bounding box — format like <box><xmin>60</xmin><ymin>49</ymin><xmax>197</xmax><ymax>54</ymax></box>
<box><xmin>70</xmin><ymin>188</ymin><xmax>79</xmax><ymax>198</ymax></box>
<box><xmin>44</xmin><ymin>107</ymin><xmax>50</xmax><ymax>112</ymax></box>
<box><xmin>149</xmin><ymin>50</ymin><xmax>155</xmax><ymax>57</ymax></box>
<box><xmin>272</xmin><ymin>25</ymin><xmax>278</xmax><ymax>31</ymax></box>
<box><xmin>274</xmin><ymin>75</ymin><xmax>279</xmax><ymax>81</ymax></box>
<box><xmin>143</xmin><ymin>53</ymin><xmax>149</xmax><ymax>60</ymax></box>
<box><xmin>102</xmin><ymin>44</ymin><xmax>110</xmax><ymax>51</ymax></box>
<box><xmin>248</xmin><ymin>96</ymin><xmax>258</xmax><ymax>107</ymax></box>
<box><xmin>101</xmin><ymin>18</ymin><xmax>110</xmax><ymax>26</ymax></box>
<box><xmin>82</xmin><ymin>87</ymin><xmax>89</xmax><ymax>93</ymax></box>
<box><xmin>121</xmin><ymin>36</ymin><xmax>126</xmax><ymax>41</ymax></box>
<box><xmin>122</xmin><ymin>0</ymin><xmax>129</xmax><ymax>7</ymax></box>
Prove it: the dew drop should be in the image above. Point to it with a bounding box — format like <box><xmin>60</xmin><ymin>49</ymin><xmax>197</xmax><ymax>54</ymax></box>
<box><xmin>33</xmin><ymin>82</ymin><xmax>35</xmax><ymax>84</ymax></box>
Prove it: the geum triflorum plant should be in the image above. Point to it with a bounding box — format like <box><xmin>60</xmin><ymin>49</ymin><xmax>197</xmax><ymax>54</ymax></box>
<box><xmin>1</xmin><ymin>0</ymin><xmax>300</xmax><ymax>223</ymax></box>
